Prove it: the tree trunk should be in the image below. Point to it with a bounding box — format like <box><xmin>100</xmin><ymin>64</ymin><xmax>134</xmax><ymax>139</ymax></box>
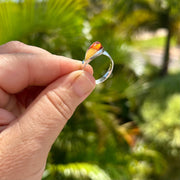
<box><xmin>159</xmin><ymin>27</ymin><xmax>171</xmax><ymax>77</ymax></box>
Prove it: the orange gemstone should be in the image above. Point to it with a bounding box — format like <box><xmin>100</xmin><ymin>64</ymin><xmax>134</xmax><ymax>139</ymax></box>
<box><xmin>89</xmin><ymin>41</ymin><xmax>103</xmax><ymax>50</ymax></box>
<box><xmin>85</xmin><ymin>41</ymin><xmax>103</xmax><ymax>60</ymax></box>
<box><xmin>85</xmin><ymin>49</ymin><xmax>97</xmax><ymax>61</ymax></box>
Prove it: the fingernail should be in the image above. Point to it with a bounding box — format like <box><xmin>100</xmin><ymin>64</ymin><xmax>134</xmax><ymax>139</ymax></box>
<box><xmin>73</xmin><ymin>71</ymin><xmax>95</xmax><ymax>97</ymax></box>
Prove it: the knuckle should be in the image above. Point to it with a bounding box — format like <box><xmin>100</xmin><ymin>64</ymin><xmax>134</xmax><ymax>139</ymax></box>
<box><xmin>46</xmin><ymin>90</ymin><xmax>74</xmax><ymax>121</ymax></box>
<box><xmin>5</xmin><ymin>41</ymin><xmax>25</xmax><ymax>49</ymax></box>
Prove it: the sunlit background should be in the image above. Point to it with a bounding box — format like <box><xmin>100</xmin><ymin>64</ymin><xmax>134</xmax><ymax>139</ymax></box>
<box><xmin>0</xmin><ymin>0</ymin><xmax>180</xmax><ymax>179</ymax></box>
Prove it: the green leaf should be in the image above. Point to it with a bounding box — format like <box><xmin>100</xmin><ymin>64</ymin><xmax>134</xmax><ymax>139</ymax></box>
<box><xmin>43</xmin><ymin>163</ymin><xmax>111</xmax><ymax>180</ymax></box>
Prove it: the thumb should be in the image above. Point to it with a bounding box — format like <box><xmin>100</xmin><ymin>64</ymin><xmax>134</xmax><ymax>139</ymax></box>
<box><xmin>0</xmin><ymin>70</ymin><xmax>95</xmax><ymax>180</ymax></box>
<box><xmin>19</xmin><ymin>70</ymin><xmax>95</xmax><ymax>148</ymax></box>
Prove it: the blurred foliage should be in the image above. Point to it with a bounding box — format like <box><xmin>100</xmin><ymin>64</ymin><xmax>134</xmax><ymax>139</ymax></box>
<box><xmin>43</xmin><ymin>163</ymin><xmax>111</xmax><ymax>180</ymax></box>
<box><xmin>0</xmin><ymin>0</ymin><xmax>180</xmax><ymax>180</ymax></box>
<box><xmin>139</xmin><ymin>73</ymin><xmax>180</xmax><ymax>180</ymax></box>
<box><xmin>108</xmin><ymin>0</ymin><xmax>180</xmax><ymax>75</ymax></box>
<box><xmin>0</xmin><ymin>0</ymin><xmax>87</xmax><ymax>58</ymax></box>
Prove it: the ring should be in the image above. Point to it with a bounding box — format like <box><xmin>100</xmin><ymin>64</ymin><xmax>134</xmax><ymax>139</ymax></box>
<box><xmin>82</xmin><ymin>41</ymin><xmax>114</xmax><ymax>84</ymax></box>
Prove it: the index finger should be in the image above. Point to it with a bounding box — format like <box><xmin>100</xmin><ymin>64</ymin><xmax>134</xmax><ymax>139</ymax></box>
<box><xmin>0</xmin><ymin>41</ymin><xmax>51</xmax><ymax>55</ymax></box>
<box><xmin>0</xmin><ymin>53</ymin><xmax>92</xmax><ymax>93</ymax></box>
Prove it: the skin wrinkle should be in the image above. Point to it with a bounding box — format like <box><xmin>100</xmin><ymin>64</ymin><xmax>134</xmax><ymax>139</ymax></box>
<box><xmin>45</xmin><ymin>89</ymin><xmax>73</xmax><ymax>122</ymax></box>
<box><xmin>2</xmin><ymin>119</ymin><xmax>46</xmax><ymax>158</ymax></box>
<box><xmin>0</xmin><ymin>130</ymin><xmax>46</xmax><ymax>180</ymax></box>
<box><xmin>45</xmin><ymin>93</ymin><xmax>70</xmax><ymax>122</ymax></box>
<box><xmin>45</xmin><ymin>74</ymin><xmax>82</xmax><ymax>121</ymax></box>
<box><xmin>41</xmin><ymin>73</ymin><xmax>82</xmax><ymax>124</ymax></box>
<box><xmin>20</xmin><ymin>100</ymin><xmax>59</xmax><ymax>143</ymax></box>
<box><xmin>0</xmin><ymin>41</ymin><xmax>96</xmax><ymax>180</ymax></box>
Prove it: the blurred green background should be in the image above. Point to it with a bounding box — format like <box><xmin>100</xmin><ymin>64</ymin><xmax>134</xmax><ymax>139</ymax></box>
<box><xmin>0</xmin><ymin>0</ymin><xmax>180</xmax><ymax>179</ymax></box>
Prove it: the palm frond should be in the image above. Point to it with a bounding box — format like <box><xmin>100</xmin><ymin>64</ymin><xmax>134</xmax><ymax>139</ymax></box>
<box><xmin>43</xmin><ymin>163</ymin><xmax>111</xmax><ymax>180</ymax></box>
<box><xmin>0</xmin><ymin>0</ymin><xmax>87</xmax><ymax>48</ymax></box>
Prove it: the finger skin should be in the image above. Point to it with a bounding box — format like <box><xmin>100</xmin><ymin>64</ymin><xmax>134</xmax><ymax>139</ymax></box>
<box><xmin>0</xmin><ymin>41</ymin><xmax>50</xmax><ymax>54</ymax></box>
<box><xmin>0</xmin><ymin>53</ymin><xmax>93</xmax><ymax>94</ymax></box>
<box><xmin>18</xmin><ymin>71</ymin><xmax>95</xmax><ymax>146</ymax></box>
<box><xmin>0</xmin><ymin>108</ymin><xmax>16</xmax><ymax>133</ymax></box>
<box><xmin>0</xmin><ymin>108</ymin><xmax>16</xmax><ymax>125</ymax></box>
<box><xmin>0</xmin><ymin>54</ymin><xmax>78</xmax><ymax>93</ymax></box>
<box><xmin>0</xmin><ymin>42</ymin><xmax>95</xmax><ymax>180</ymax></box>
<box><xmin>0</xmin><ymin>41</ymin><xmax>93</xmax><ymax>94</ymax></box>
<box><xmin>0</xmin><ymin>70</ymin><xmax>95</xmax><ymax>180</ymax></box>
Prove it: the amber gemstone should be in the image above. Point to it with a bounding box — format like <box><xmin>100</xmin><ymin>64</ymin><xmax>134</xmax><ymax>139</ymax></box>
<box><xmin>85</xmin><ymin>41</ymin><xmax>103</xmax><ymax>61</ymax></box>
<box><xmin>89</xmin><ymin>41</ymin><xmax>103</xmax><ymax>50</ymax></box>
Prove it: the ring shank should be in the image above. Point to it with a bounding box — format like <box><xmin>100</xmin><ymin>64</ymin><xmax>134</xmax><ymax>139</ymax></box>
<box><xmin>82</xmin><ymin>50</ymin><xmax>114</xmax><ymax>84</ymax></box>
<box><xmin>95</xmin><ymin>51</ymin><xmax>114</xmax><ymax>84</ymax></box>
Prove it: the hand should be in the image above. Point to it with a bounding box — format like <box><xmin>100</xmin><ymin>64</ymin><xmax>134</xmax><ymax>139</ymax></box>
<box><xmin>0</xmin><ymin>41</ymin><xmax>95</xmax><ymax>180</ymax></box>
